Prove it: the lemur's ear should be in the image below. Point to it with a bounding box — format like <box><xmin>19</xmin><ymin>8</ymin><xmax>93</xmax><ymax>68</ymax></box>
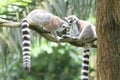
<box><xmin>64</xmin><ymin>17</ymin><xmax>68</xmax><ymax>21</ymax></box>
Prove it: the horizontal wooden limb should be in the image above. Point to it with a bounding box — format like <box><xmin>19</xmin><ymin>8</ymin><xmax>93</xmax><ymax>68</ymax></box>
<box><xmin>0</xmin><ymin>18</ymin><xmax>20</xmax><ymax>28</ymax></box>
<box><xmin>0</xmin><ymin>18</ymin><xmax>97</xmax><ymax>48</ymax></box>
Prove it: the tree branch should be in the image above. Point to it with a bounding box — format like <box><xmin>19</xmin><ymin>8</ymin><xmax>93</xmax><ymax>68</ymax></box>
<box><xmin>0</xmin><ymin>18</ymin><xmax>20</xmax><ymax>28</ymax></box>
<box><xmin>0</xmin><ymin>18</ymin><xmax>97</xmax><ymax>48</ymax></box>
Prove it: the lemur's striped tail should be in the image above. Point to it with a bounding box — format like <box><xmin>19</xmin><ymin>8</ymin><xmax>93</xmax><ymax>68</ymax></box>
<box><xmin>21</xmin><ymin>19</ymin><xmax>31</xmax><ymax>72</ymax></box>
<box><xmin>81</xmin><ymin>48</ymin><xmax>90</xmax><ymax>80</ymax></box>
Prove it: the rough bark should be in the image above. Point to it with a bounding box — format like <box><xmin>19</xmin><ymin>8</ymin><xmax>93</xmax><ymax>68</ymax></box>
<box><xmin>96</xmin><ymin>0</ymin><xmax>120</xmax><ymax>80</ymax></box>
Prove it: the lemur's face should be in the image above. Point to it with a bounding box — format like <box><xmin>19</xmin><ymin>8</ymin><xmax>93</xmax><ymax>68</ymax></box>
<box><xmin>61</xmin><ymin>21</ymin><xmax>69</xmax><ymax>29</ymax></box>
<box><xmin>58</xmin><ymin>20</ymin><xmax>70</xmax><ymax>32</ymax></box>
<box><xmin>65</xmin><ymin>15</ymin><xmax>78</xmax><ymax>26</ymax></box>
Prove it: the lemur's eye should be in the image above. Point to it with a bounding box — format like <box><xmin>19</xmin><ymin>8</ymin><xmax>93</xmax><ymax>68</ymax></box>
<box><xmin>62</xmin><ymin>25</ymin><xmax>66</xmax><ymax>28</ymax></box>
<box><xmin>62</xmin><ymin>24</ymin><xmax>67</xmax><ymax>28</ymax></box>
<box><xmin>69</xmin><ymin>20</ymin><xmax>73</xmax><ymax>23</ymax></box>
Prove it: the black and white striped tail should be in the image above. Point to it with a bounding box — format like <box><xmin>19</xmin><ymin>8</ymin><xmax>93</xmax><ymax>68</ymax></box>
<box><xmin>21</xmin><ymin>19</ymin><xmax>31</xmax><ymax>72</ymax></box>
<box><xmin>81</xmin><ymin>48</ymin><xmax>90</xmax><ymax>80</ymax></box>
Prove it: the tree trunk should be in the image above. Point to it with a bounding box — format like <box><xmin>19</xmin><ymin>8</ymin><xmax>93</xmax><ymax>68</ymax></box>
<box><xmin>96</xmin><ymin>0</ymin><xmax>120</xmax><ymax>80</ymax></box>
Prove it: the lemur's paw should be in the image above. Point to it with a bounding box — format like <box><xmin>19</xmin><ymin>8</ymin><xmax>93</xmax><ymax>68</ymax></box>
<box><xmin>62</xmin><ymin>35</ymin><xmax>70</xmax><ymax>39</ymax></box>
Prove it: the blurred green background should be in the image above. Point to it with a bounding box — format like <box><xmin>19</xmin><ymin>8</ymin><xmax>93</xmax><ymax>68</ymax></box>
<box><xmin>0</xmin><ymin>0</ymin><xmax>96</xmax><ymax>80</ymax></box>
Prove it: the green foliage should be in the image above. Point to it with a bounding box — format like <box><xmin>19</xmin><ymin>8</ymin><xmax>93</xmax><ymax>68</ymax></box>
<box><xmin>0</xmin><ymin>0</ymin><xmax>96</xmax><ymax>80</ymax></box>
<box><xmin>40</xmin><ymin>0</ymin><xmax>96</xmax><ymax>21</ymax></box>
<box><xmin>17</xmin><ymin>41</ymin><xmax>83</xmax><ymax>80</ymax></box>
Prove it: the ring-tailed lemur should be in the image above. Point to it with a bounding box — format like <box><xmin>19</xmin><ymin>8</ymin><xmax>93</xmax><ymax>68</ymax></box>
<box><xmin>21</xmin><ymin>9</ymin><xmax>69</xmax><ymax>72</ymax></box>
<box><xmin>64</xmin><ymin>15</ymin><xmax>97</xmax><ymax>80</ymax></box>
